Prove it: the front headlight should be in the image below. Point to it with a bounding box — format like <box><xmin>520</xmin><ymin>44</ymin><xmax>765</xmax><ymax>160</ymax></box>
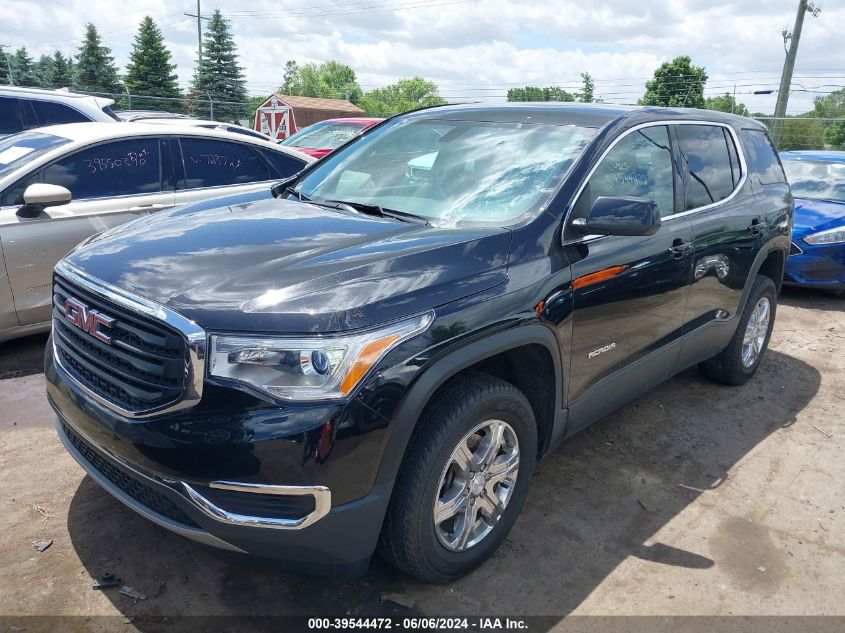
<box><xmin>804</xmin><ymin>227</ymin><xmax>845</xmax><ymax>245</ymax></box>
<box><xmin>209</xmin><ymin>312</ymin><xmax>433</xmax><ymax>401</ymax></box>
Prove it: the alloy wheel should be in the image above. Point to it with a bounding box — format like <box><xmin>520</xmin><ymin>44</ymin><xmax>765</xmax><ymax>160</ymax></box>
<box><xmin>742</xmin><ymin>297</ymin><xmax>771</xmax><ymax>368</ymax></box>
<box><xmin>433</xmin><ymin>419</ymin><xmax>520</xmax><ymax>551</ymax></box>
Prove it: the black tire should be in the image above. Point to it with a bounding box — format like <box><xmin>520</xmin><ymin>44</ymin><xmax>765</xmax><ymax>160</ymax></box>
<box><xmin>378</xmin><ymin>372</ymin><xmax>538</xmax><ymax>583</ymax></box>
<box><xmin>699</xmin><ymin>275</ymin><xmax>777</xmax><ymax>386</ymax></box>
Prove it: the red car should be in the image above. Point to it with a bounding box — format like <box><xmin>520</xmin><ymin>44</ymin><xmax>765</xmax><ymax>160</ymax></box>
<box><xmin>278</xmin><ymin>117</ymin><xmax>383</xmax><ymax>158</ymax></box>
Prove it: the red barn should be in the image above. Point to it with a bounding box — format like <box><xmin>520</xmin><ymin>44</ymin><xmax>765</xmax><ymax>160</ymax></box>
<box><xmin>254</xmin><ymin>94</ymin><xmax>367</xmax><ymax>141</ymax></box>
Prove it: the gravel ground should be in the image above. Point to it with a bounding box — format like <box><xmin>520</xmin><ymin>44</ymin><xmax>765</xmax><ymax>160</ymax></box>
<box><xmin>0</xmin><ymin>287</ymin><xmax>842</xmax><ymax>631</ymax></box>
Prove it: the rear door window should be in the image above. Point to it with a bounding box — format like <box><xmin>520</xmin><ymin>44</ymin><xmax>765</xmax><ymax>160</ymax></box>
<box><xmin>178</xmin><ymin>138</ymin><xmax>270</xmax><ymax>189</ymax></box>
<box><xmin>30</xmin><ymin>99</ymin><xmax>91</xmax><ymax>126</ymax></box>
<box><xmin>0</xmin><ymin>97</ymin><xmax>23</xmax><ymax>135</ymax></box>
<box><xmin>740</xmin><ymin>128</ymin><xmax>786</xmax><ymax>184</ymax></box>
<box><xmin>677</xmin><ymin>125</ymin><xmax>736</xmax><ymax>209</ymax></box>
<box><xmin>31</xmin><ymin>100</ymin><xmax>91</xmax><ymax>126</ymax></box>
<box><xmin>39</xmin><ymin>138</ymin><xmax>162</xmax><ymax>200</ymax></box>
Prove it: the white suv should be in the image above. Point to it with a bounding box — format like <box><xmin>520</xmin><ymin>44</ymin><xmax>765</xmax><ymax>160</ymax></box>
<box><xmin>0</xmin><ymin>86</ymin><xmax>117</xmax><ymax>137</ymax></box>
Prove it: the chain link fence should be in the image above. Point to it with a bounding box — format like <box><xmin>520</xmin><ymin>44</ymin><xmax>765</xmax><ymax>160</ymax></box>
<box><xmin>73</xmin><ymin>90</ymin><xmax>254</xmax><ymax>126</ymax></box>
<box><xmin>752</xmin><ymin>117</ymin><xmax>845</xmax><ymax>152</ymax></box>
<box><xmin>63</xmin><ymin>90</ymin><xmax>845</xmax><ymax>151</ymax></box>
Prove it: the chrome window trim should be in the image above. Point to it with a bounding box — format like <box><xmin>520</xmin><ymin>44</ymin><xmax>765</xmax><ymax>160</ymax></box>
<box><xmin>562</xmin><ymin>119</ymin><xmax>749</xmax><ymax>244</ymax></box>
<box><xmin>53</xmin><ymin>259</ymin><xmax>205</xmax><ymax>419</ymax></box>
<box><xmin>56</xmin><ymin>415</ymin><xmax>332</xmax><ymax>531</ymax></box>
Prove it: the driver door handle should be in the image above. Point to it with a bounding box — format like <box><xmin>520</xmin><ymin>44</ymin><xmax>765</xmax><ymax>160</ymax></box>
<box><xmin>128</xmin><ymin>203</ymin><xmax>167</xmax><ymax>212</ymax></box>
<box><xmin>748</xmin><ymin>217</ymin><xmax>766</xmax><ymax>236</ymax></box>
<box><xmin>668</xmin><ymin>238</ymin><xmax>693</xmax><ymax>258</ymax></box>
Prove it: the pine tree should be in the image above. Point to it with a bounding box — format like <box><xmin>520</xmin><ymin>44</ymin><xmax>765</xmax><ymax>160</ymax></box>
<box><xmin>73</xmin><ymin>23</ymin><xmax>122</xmax><ymax>95</ymax></box>
<box><xmin>578</xmin><ymin>72</ymin><xmax>595</xmax><ymax>103</ymax></box>
<box><xmin>10</xmin><ymin>47</ymin><xmax>37</xmax><ymax>87</ymax></box>
<box><xmin>124</xmin><ymin>16</ymin><xmax>182</xmax><ymax>111</ymax></box>
<box><xmin>52</xmin><ymin>51</ymin><xmax>73</xmax><ymax>88</ymax></box>
<box><xmin>189</xmin><ymin>9</ymin><xmax>247</xmax><ymax>121</ymax></box>
<box><xmin>0</xmin><ymin>48</ymin><xmax>10</xmax><ymax>85</ymax></box>
<box><xmin>34</xmin><ymin>54</ymin><xmax>57</xmax><ymax>88</ymax></box>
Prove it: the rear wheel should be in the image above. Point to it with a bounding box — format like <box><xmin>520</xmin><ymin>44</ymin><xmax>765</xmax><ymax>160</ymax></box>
<box><xmin>378</xmin><ymin>373</ymin><xmax>537</xmax><ymax>583</ymax></box>
<box><xmin>699</xmin><ymin>275</ymin><xmax>777</xmax><ymax>385</ymax></box>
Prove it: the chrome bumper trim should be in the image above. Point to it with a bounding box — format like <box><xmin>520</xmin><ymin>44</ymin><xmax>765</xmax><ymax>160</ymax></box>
<box><xmin>53</xmin><ymin>260</ymin><xmax>206</xmax><ymax>419</ymax></box>
<box><xmin>181</xmin><ymin>480</ymin><xmax>332</xmax><ymax>530</ymax></box>
<box><xmin>56</xmin><ymin>415</ymin><xmax>333</xmax><ymax>533</ymax></box>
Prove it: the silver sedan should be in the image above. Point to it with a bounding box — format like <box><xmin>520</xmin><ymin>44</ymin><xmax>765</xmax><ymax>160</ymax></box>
<box><xmin>0</xmin><ymin>122</ymin><xmax>313</xmax><ymax>343</ymax></box>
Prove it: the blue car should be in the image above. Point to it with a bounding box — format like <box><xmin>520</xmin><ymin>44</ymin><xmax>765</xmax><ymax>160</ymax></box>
<box><xmin>780</xmin><ymin>150</ymin><xmax>845</xmax><ymax>294</ymax></box>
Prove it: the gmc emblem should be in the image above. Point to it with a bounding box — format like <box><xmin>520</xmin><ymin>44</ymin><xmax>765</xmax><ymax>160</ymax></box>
<box><xmin>64</xmin><ymin>297</ymin><xmax>115</xmax><ymax>344</ymax></box>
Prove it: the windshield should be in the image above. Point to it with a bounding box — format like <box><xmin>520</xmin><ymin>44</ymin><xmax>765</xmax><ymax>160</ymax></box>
<box><xmin>281</xmin><ymin>120</ymin><xmax>367</xmax><ymax>149</ymax></box>
<box><xmin>0</xmin><ymin>131</ymin><xmax>70</xmax><ymax>180</ymax></box>
<box><xmin>295</xmin><ymin>118</ymin><xmax>596</xmax><ymax>225</ymax></box>
<box><xmin>783</xmin><ymin>158</ymin><xmax>845</xmax><ymax>203</ymax></box>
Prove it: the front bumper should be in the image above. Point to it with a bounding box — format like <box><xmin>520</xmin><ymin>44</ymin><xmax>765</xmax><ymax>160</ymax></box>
<box><xmin>54</xmin><ymin>407</ymin><xmax>392</xmax><ymax>573</ymax></box>
<box><xmin>47</xmin><ymin>338</ymin><xmax>394</xmax><ymax>574</ymax></box>
<box><xmin>784</xmin><ymin>241</ymin><xmax>845</xmax><ymax>290</ymax></box>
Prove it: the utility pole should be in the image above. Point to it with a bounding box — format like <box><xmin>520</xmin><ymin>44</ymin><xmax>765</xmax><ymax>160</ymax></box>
<box><xmin>771</xmin><ymin>0</ymin><xmax>821</xmax><ymax>147</ymax></box>
<box><xmin>0</xmin><ymin>44</ymin><xmax>14</xmax><ymax>85</ymax></box>
<box><xmin>185</xmin><ymin>1</ymin><xmax>209</xmax><ymax>63</ymax></box>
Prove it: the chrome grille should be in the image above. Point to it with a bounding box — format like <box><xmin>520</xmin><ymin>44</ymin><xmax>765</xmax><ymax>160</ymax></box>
<box><xmin>53</xmin><ymin>273</ymin><xmax>189</xmax><ymax>414</ymax></box>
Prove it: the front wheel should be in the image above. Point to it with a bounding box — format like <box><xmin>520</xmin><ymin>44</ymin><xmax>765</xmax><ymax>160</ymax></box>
<box><xmin>699</xmin><ymin>275</ymin><xmax>777</xmax><ymax>385</ymax></box>
<box><xmin>378</xmin><ymin>373</ymin><xmax>537</xmax><ymax>583</ymax></box>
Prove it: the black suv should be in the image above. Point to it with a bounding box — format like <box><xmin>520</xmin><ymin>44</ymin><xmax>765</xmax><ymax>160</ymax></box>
<box><xmin>46</xmin><ymin>104</ymin><xmax>792</xmax><ymax>582</ymax></box>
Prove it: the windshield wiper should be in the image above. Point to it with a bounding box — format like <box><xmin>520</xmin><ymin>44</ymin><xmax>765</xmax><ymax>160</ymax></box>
<box><xmin>326</xmin><ymin>199</ymin><xmax>429</xmax><ymax>225</ymax></box>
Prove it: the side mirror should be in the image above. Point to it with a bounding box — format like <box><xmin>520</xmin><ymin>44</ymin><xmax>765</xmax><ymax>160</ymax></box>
<box><xmin>17</xmin><ymin>184</ymin><xmax>72</xmax><ymax>219</ymax></box>
<box><xmin>571</xmin><ymin>196</ymin><xmax>661</xmax><ymax>237</ymax></box>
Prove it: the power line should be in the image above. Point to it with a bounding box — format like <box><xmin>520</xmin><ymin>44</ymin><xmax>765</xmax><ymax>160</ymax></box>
<box><xmin>226</xmin><ymin>0</ymin><xmax>477</xmax><ymax>19</ymax></box>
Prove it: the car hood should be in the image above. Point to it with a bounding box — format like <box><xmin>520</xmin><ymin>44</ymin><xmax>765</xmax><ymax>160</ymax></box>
<box><xmin>792</xmin><ymin>197</ymin><xmax>845</xmax><ymax>239</ymax></box>
<box><xmin>64</xmin><ymin>197</ymin><xmax>511</xmax><ymax>332</ymax></box>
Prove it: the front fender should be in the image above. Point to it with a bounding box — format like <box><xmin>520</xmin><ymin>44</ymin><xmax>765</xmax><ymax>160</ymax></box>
<box><xmin>373</xmin><ymin>322</ymin><xmax>565</xmax><ymax>487</ymax></box>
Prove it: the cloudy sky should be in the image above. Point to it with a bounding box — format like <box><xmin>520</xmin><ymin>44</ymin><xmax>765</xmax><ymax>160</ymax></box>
<box><xmin>1</xmin><ymin>0</ymin><xmax>843</xmax><ymax>115</ymax></box>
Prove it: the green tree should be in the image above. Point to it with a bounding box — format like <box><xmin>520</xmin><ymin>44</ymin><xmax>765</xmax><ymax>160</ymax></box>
<box><xmin>281</xmin><ymin>60</ymin><xmax>362</xmax><ymax>102</ymax></box>
<box><xmin>759</xmin><ymin>115</ymin><xmax>826</xmax><ymax>152</ymax></box>
<box><xmin>704</xmin><ymin>93</ymin><xmax>749</xmax><ymax>116</ymax></box>
<box><xmin>34</xmin><ymin>54</ymin><xmax>56</xmax><ymax>87</ymax></box>
<box><xmin>73</xmin><ymin>23</ymin><xmax>122</xmax><ymax>94</ymax></box>
<box><xmin>125</xmin><ymin>16</ymin><xmax>182</xmax><ymax>111</ymax></box>
<box><xmin>189</xmin><ymin>9</ymin><xmax>248</xmax><ymax>121</ymax></box>
<box><xmin>507</xmin><ymin>86</ymin><xmax>575</xmax><ymax>102</ymax></box>
<box><xmin>10</xmin><ymin>47</ymin><xmax>37</xmax><ymax>87</ymax></box>
<box><xmin>281</xmin><ymin>59</ymin><xmax>298</xmax><ymax>94</ymax></box>
<box><xmin>640</xmin><ymin>55</ymin><xmax>707</xmax><ymax>108</ymax></box>
<box><xmin>812</xmin><ymin>89</ymin><xmax>845</xmax><ymax>149</ymax></box>
<box><xmin>577</xmin><ymin>72</ymin><xmax>595</xmax><ymax>103</ymax></box>
<box><xmin>51</xmin><ymin>51</ymin><xmax>74</xmax><ymax>88</ymax></box>
<box><xmin>0</xmin><ymin>47</ymin><xmax>10</xmax><ymax>84</ymax></box>
<box><xmin>359</xmin><ymin>77</ymin><xmax>446</xmax><ymax>116</ymax></box>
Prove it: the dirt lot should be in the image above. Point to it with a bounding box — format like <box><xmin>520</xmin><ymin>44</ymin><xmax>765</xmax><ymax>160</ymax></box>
<box><xmin>0</xmin><ymin>288</ymin><xmax>843</xmax><ymax>630</ymax></box>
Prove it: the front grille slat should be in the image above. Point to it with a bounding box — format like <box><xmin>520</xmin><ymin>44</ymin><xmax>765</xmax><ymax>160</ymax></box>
<box><xmin>62</xmin><ymin>422</ymin><xmax>199</xmax><ymax>528</ymax></box>
<box><xmin>53</xmin><ymin>307</ymin><xmax>183</xmax><ymax>383</ymax></box>
<box><xmin>53</xmin><ymin>273</ymin><xmax>189</xmax><ymax>413</ymax></box>
<box><xmin>54</xmin><ymin>279</ymin><xmax>183</xmax><ymax>352</ymax></box>
<box><xmin>54</xmin><ymin>323</ymin><xmax>172</xmax><ymax>396</ymax></box>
